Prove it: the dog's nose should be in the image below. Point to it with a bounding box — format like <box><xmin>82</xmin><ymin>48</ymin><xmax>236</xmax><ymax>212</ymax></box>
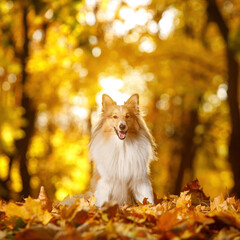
<box><xmin>119</xmin><ymin>123</ymin><xmax>126</xmax><ymax>130</ymax></box>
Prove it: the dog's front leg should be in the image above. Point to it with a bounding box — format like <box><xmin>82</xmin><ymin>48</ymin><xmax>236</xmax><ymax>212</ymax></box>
<box><xmin>94</xmin><ymin>178</ymin><xmax>112</xmax><ymax>207</ymax></box>
<box><xmin>132</xmin><ymin>178</ymin><xmax>154</xmax><ymax>204</ymax></box>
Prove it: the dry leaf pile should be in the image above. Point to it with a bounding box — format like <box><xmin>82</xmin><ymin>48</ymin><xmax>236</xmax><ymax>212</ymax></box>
<box><xmin>1</xmin><ymin>180</ymin><xmax>240</xmax><ymax>239</ymax></box>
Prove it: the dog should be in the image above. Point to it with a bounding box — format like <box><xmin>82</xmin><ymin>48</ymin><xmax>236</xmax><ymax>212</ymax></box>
<box><xmin>89</xmin><ymin>93</ymin><xmax>155</xmax><ymax>207</ymax></box>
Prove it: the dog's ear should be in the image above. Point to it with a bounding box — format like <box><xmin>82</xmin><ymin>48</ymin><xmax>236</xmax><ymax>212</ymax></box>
<box><xmin>102</xmin><ymin>94</ymin><xmax>116</xmax><ymax>111</ymax></box>
<box><xmin>125</xmin><ymin>94</ymin><xmax>139</xmax><ymax>111</ymax></box>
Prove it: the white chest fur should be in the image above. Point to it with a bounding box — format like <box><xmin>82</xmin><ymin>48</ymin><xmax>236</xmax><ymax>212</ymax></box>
<box><xmin>90</xmin><ymin>130</ymin><xmax>153</xmax><ymax>182</ymax></box>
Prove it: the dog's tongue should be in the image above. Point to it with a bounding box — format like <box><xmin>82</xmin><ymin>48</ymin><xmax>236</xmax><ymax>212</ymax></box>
<box><xmin>118</xmin><ymin>131</ymin><xmax>126</xmax><ymax>140</ymax></box>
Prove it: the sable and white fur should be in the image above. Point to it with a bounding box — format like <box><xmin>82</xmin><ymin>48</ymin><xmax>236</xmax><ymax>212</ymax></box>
<box><xmin>89</xmin><ymin>94</ymin><xmax>155</xmax><ymax>207</ymax></box>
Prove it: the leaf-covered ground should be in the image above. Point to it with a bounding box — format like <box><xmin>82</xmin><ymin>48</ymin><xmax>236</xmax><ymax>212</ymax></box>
<box><xmin>1</xmin><ymin>180</ymin><xmax>240</xmax><ymax>240</ymax></box>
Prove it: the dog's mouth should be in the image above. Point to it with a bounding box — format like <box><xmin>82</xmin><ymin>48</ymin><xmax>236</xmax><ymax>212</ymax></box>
<box><xmin>114</xmin><ymin>128</ymin><xmax>127</xmax><ymax>140</ymax></box>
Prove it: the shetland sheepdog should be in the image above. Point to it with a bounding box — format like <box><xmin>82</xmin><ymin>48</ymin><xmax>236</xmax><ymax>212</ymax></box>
<box><xmin>89</xmin><ymin>94</ymin><xmax>155</xmax><ymax>207</ymax></box>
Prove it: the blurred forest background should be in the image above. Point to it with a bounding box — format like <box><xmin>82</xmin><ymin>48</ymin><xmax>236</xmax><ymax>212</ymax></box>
<box><xmin>0</xmin><ymin>0</ymin><xmax>240</xmax><ymax>201</ymax></box>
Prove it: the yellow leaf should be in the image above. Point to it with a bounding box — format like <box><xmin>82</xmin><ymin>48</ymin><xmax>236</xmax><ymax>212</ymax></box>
<box><xmin>210</xmin><ymin>194</ymin><xmax>227</xmax><ymax>211</ymax></box>
<box><xmin>4</xmin><ymin>197</ymin><xmax>52</xmax><ymax>225</ymax></box>
<box><xmin>25</xmin><ymin>197</ymin><xmax>52</xmax><ymax>225</ymax></box>
<box><xmin>5</xmin><ymin>202</ymin><xmax>32</xmax><ymax>220</ymax></box>
<box><xmin>176</xmin><ymin>191</ymin><xmax>191</xmax><ymax>208</ymax></box>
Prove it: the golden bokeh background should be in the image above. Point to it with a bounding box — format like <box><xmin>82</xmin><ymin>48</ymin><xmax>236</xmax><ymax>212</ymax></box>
<box><xmin>0</xmin><ymin>0</ymin><xmax>240</xmax><ymax>201</ymax></box>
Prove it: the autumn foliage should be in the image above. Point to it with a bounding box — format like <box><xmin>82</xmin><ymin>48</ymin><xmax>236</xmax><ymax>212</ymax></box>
<box><xmin>1</xmin><ymin>180</ymin><xmax>240</xmax><ymax>239</ymax></box>
<box><xmin>0</xmin><ymin>0</ymin><xmax>240</xmax><ymax>214</ymax></box>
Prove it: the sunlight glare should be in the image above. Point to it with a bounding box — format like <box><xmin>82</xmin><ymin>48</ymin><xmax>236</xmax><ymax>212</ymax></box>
<box><xmin>147</xmin><ymin>20</ymin><xmax>159</xmax><ymax>34</ymax></box>
<box><xmin>208</xmin><ymin>94</ymin><xmax>221</xmax><ymax>106</ymax></box>
<box><xmin>86</xmin><ymin>12</ymin><xmax>96</xmax><ymax>25</ymax></box>
<box><xmin>203</xmin><ymin>102</ymin><xmax>213</xmax><ymax>113</ymax></box>
<box><xmin>217</xmin><ymin>83</ymin><xmax>228</xmax><ymax>100</ymax></box>
<box><xmin>124</xmin><ymin>32</ymin><xmax>140</xmax><ymax>43</ymax></box>
<box><xmin>56</xmin><ymin>188</ymin><xmax>68</xmax><ymax>201</ymax></box>
<box><xmin>33</xmin><ymin>29</ymin><xmax>43</xmax><ymax>41</ymax></box>
<box><xmin>74</xmin><ymin>48</ymin><xmax>83</xmax><ymax>56</ymax></box>
<box><xmin>2</xmin><ymin>81</ymin><xmax>10</xmax><ymax>91</ymax></box>
<box><xmin>96</xmin><ymin>90</ymin><xmax>130</xmax><ymax>106</ymax></box>
<box><xmin>123</xmin><ymin>0</ymin><xmax>151</xmax><ymax>8</ymax></box>
<box><xmin>92</xmin><ymin>47</ymin><xmax>101</xmax><ymax>57</ymax></box>
<box><xmin>99</xmin><ymin>76</ymin><xmax>124</xmax><ymax>90</ymax></box>
<box><xmin>112</xmin><ymin>20</ymin><xmax>127</xmax><ymax>36</ymax></box>
<box><xmin>158</xmin><ymin>7</ymin><xmax>179</xmax><ymax>40</ymax></box>
<box><xmin>119</xmin><ymin>7</ymin><xmax>151</xmax><ymax>32</ymax></box>
<box><xmin>139</xmin><ymin>37</ymin><xmax>156</xmax><ymax>53</ymax></box>
<box><xmin>8</xmin><ymin>73</ymin><xmax>17</xmax><ymax>83</ymax></box>
<box><xmin>36</xmin><ymin>113</ymin><xmax>48</xmax><ymax>129</ymax></box>
<box><xmin>45</xmin><ymin>9</ymin><xmax>53</xmax><ymax>19</ymax></box>
<box><xmin>156</xmin><ymin>94</ymin><xmax>170</xmax><ymax>110</ymax></box>
<box><xmin>71</xmin><ymin>106</ymin><xmax>89</xmax><ymax>119</ymax></box>
<box><xmin>119</xmin><ymin>7</ymin><xmax>136</xmax><ymax>30</ymax></box>
<box><xmin>98</xmin><ymin>76</ymin><xmax>129</xmax><ymax>106</ymax></box>
<box><xmin>3</xmin><ymin>1</ymin><xmax>13</xmax><ymax>13</ymax></box>
<box><xmin>89</xmin><ymin>36</ymin><xmax>98</xmax><ymax>45</ymax></box>
<box><xmin>97</xmin><ymin>0</ymin><xmax>121</xmax><ymax>22</ymax></box>
<box><xmin>86</xmin><ymin>0</ymin><xmax>97</xmax><ymax>8</ymax></box>
<box><xmin>135</xmin><ymin>8</ymin><xmax>151</xmax><ymax>26</ymax></box>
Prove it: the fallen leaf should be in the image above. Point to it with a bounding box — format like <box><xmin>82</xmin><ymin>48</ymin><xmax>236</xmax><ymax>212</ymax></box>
<box><xmin>183</xmin><ymin>179</ymin><xmax>210</xmax><ymax>205</ymax></box>
<box><xmin>4</xmin><ymin>197</ymin><xmax>52</xmax><ymax>225</ymax></box>
<box><xmin>142</xmin><ymin>198</ymin><xmax>151</xmax><ymax>205</ymax></box>
<box><xmin>188</xmin><ymin>210</ymin><xmax>215</xmax><ymax>225</ymax></box>
<box><xmin>209</xmin><ymin>211</ymin><xmax>240</xmax><ymax>229</ymax></box>
<box><xmin>74</xmin><ymin>210</ymin><xmax>89</xmax><ymax>224</ymax></box>
<box><xmin>76</xmin><ymin>222</ymin><xmax>90</xmax><ymax>233</ymax></box>
<box><xmin>211</xmin><ymin>194</ymin><xmax>228</xmax><ymax>211</ymax></box>
<box><xmin>176</xmin><ymin>191</ymin><xmax>191</xmax><ymax>208</ymax></box>
<box><xmin>15</xmin><ymin>223</ymin><xmax>60</xmax><ymax>240</ymax></box>
<box><xmin>60</xmin><ymin>199</ymin><xmax>81</xmax><ymax>221</ymax></box>
<box><xmin>4</xmin><ymin>202</ymin><xmax>32</xmax><ymax>220</ymax></box>
<box><xmin>54</xmin><ymin>228</ymin><xmax>87</xmax><ymax>240</ymax></box>
<box><xmin>36</xmin><ymin>186</ymin><xmax>52</xmax><ymax>212</ymax></box>
<box><xmin>182</xmin><ymin>179</ymin><xmax>202</xmax><ymax>191</ymax></box>
<box><xmin>157</xmin><ymin>210</ymin><xmax>182</xmax><ymax>232</ymax></box>
<box><xmin>2</xmin><ymin>179</ymin><xmax>240</xmax><ymax>239</ymax></box>
<box><xmin>214</xmin><ymin>227</ymin><xmax>240</xmax><ymax>240</ymax></box>
<box><xmin>101</xmin><ymin>200</ymin><xmax>118</xmax><ymax>219</ymax></box>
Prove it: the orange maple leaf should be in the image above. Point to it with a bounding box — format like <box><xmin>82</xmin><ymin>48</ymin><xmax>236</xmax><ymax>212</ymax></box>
<box><xmin>157</xmin><ymin>210</ymin><xmax>182</xmax><ymax>232</ymax></box>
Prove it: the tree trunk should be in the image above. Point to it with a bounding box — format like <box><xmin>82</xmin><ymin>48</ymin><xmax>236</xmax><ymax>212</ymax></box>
<box><xmin>206</xmin><ymin>0</ymin><xmax>240</xmax><ymax>197</ymax></box>
<box><xmin>0</xmin><ymin>6</ymin><xmax>35</xmax><ymax>200</ymax></box>
<box><xmin>15</xmin><ymin>6</ymin><xmax>36</xmax><ymax>198</ymax></box>
<box><xmin>174</xmin><ymin>107</ymin><xmax>199</xmax><ymax>194</ymax></box>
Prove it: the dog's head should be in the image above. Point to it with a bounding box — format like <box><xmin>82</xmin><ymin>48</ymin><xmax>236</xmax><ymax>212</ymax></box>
<box><xmin>101</xmin><ymin>94</ymin><xmax>140</xmax><ymax>140</ymax></box>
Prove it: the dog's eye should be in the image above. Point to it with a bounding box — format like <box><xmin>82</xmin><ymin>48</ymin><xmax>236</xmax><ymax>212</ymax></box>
<box><xmin>126</xmin><ymin>114</ymin><xmax>130</xmax><ymax>119</ymax></box>
<box><xmin>113</xmin><ymin>115</ymin><xmax>118</xmax><ymax>119</ymax></box>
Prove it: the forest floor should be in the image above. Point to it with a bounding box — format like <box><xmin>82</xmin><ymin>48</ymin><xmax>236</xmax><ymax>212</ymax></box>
<box><xmin>1</xmin><ymin>180</ymin><xmax>240</xmax><ymax>240</ymax></box>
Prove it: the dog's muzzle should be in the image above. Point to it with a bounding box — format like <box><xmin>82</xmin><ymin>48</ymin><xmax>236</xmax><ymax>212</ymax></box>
<box><xmin>115</xmin><ymin>121</ymin><xmax>128</xmax><ymax>140</ymax></box>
